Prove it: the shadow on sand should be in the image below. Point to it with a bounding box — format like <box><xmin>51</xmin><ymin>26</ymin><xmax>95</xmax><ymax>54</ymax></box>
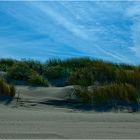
<box><xmin>15</xmin><ymin>96</ymin><xmax>140</xmax><ymax>112</ymax></box>
<box><xmin>0</xmin><ymin>95</ymin><xmax>14</xmax><ymax>105</ymax></box>
<box><xmin>38</xmin><ymin>99</ymin><xmax>140</xmax><ymax>112</ymax></box>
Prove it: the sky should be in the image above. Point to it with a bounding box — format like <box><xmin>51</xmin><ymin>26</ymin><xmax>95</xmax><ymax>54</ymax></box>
<box><xmin>0</xmin><ymin>1</ymin><xmax>140</xmax><ymax>64</ymax></box>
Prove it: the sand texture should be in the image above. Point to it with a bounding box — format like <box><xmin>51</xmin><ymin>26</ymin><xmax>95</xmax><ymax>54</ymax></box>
<box><xmin>0</xmin><ymin>85</ymin><xmax>140</xmax><ymax>139</ymax></box>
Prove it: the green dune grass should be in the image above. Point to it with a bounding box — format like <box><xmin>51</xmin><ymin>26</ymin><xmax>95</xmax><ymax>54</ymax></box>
<box><xmin>0</xmin><ymin>57</ymin><xmax>140</xmax><ymax>108</ymax></box>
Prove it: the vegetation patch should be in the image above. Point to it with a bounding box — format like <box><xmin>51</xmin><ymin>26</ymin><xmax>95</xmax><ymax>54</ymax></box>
<box><xmin>0</xmin><ymin>57</ymin><xmax>140</xmax><ymax>110</ymax></box>
<box><xmin>6</xmin><ymin>62</ymin><xmax>48</xmax><ymax>87</ymax></box>
<box><xmin>75</xmin><ymin>83</ymin><xmax>139</xmax><ymax>107</ymax></box>
<box><xmin>0</xmin><ymin>79</ymin><xmax>15</xmax><ymax>97</ymax></box>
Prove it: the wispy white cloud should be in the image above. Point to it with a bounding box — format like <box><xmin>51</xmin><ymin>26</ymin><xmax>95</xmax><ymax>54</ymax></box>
<box><xmin>126</xmin><ymin>2</ymin><xmax>140</xmax><ymax>59</ymax></box>
<box><xmin>29</xmin><ymin>1</ymin><xmax>133</xmax><ymax>63</ymax></box>
<box><xmin>29</xmin><ymin>1</ymin><xmax>89</xmax><ymax>40</ymax></box>
<box><xmin>0</xmin><ymin>1</ymin><xmax>139</xmax><ymax>64</ymax></box>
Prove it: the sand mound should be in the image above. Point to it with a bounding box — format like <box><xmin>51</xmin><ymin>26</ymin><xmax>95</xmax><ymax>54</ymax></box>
<box><xmin>16</xmin><ymin>85</ymin><xmax>75</xmax><ymax>100</ymax></box>
<box><xmin>7</xmin><ymin>85</ymin><xmax>78</xmax><ymax>110</ymax></box>
<box><xmin>0</xmin><ymin>85</ymin><xmax>140</xmax><ymax>139</ymax></box>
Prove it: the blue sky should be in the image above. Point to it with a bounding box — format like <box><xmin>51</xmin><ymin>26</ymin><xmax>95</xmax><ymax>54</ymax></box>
<box><xmin>0</xmin><ymin>1</ymin><xmax>140</xmax><ymax>64</ymax></box>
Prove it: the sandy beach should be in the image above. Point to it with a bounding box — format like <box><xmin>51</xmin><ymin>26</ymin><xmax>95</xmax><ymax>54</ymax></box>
<box><xmin>0</xmin><ymin>86</ymin><xmax>140</xmax><ymax>139</ymax></box>
<box><xmin>1</xmin><ymin>1</ymin><xmax>140</xmax><ymax>139</ymax></box>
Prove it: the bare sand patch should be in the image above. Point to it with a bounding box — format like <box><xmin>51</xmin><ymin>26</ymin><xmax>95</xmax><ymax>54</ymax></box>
<box><xmin>0</xmin><ymin>85</ymin><xmax>140</xmax><ymax>139</ymax></box>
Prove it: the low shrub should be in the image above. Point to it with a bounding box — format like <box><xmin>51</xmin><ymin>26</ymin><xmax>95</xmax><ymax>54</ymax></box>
<box><xmin>69</xmin><ymin>67</ymin><xmax>94</xmax><ymax>86</ymax></box>
<box><xmin>94</xmin><ymin>63</ymin><xmax>116</xmax><ymax>83</ymax></box>
<box><xmin>116</xmin><ymin>69</ymin><xmax>140</xmax><ymax>89</ymax></box>
<box><xmin>74</xmin><ymin>86</ymin><xmax>92</xmax><ymax>103</ymax></box>
<box><xmin>44</xmin><ymin>65</ymin><xmax>68</xmax><ymax>79</ymax></box>
<box><xmin>7</xmin><ymin>62</ymin><xmax>48</xmax><ymax>86</ymax></box>
<box><xmin>0</xmin><ymin>79</ymin><xmax>15</xmax><ymax>97</ymax></box>
<box><xmin>0</xmin><ymin>59</ymin><xmax>16</xmax><ymax>71</ymax></box>
<box><xmin>7</xmin><ymin>62</ymin><xmax>31</xmax><ymax>81</ymax></box>
<box><xmin>93</xmin><ymin>83</ymin><xmax>139</xmax><ymax>106</ymax></box>
<box><xmin>28</xmin><ymin>71</ymin><xmax>48</xmax><ymax>86</ymax></box>
<box><xmin>46</xmin><ymin>58</ymin><xmax>63</xmax><ymax>67</ymax></box>
<box><xmin>62</xmin><ymin>57</ymin><xmax>93</xmax><ymax>69</ymax></box>
<box><xmin>75</xmin><ymin>83</ymin><xmax>139</xmax><ymax>106</ymax></box>
<box><xmin>22</xmin><ymin>59</ymin><xmax>45</xmax><ymax>74</ymax></box>
<box><xmin>9</xmin><ymin>84</ymin><xmax>16</xmax><ymax>96</ymax></box>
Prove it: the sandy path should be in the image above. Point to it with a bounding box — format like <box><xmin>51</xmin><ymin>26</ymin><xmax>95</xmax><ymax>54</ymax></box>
<box><xmin>0</xmin><ymin>86</ymin><xmax>140</xmax><ymax>139</ymax></box>
<box><xmin>0</xmin><ymin>106</ymin><xmax>140</xmax><ymax>139</ymax></box>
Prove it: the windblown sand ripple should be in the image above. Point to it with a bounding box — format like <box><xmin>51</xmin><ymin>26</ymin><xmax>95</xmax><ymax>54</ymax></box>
<box><xmin>0</xmin><ymin>86</ymin><xmax>140</xmax><ymax>139</ymax></box>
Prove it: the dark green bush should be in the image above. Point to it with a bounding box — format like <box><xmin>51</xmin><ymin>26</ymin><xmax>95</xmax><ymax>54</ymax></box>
<box><xmin>116</xmin><ymin>69</ymin><xmax>140</xmax><ymax>88</ymax></box>
<box><xmin>7</xmin><ymin>62</ymin><xmax>48</xmax><ymax>86</ymax></box>
<box><xmin>7</xmin><ymin>62</ymin><xmax>31</xmax><ymax>81</ymax></box>
<box><xmin>93</xmin><ymin>83</ymin><xmax>139</xmax><ymax>105</ymax></box>
<box><xmin>0</xmin><ymin>79</ymin><xmax>15</xmax><ymax>97</ymax></box>
<box><xmin>46</xmin><ymin>58</ymin><xmax>63</xmax><ymax>67</ymax></box>
<box><xmin>94</xmin><ymin>63</ymin><xmax>117</xmax><ymax>83</ymax></box>
<box><xmin>69</xmin><ymin>67</ymin><xmax>94</xmax><ymax>86</ymax></box>
<box><xmin>0</xmin><ymin>59</ymin><xmax>16</xmax><ymax>71</ymax></box>
<box><xmin>9</xmin><ymin>84</ymin><xmax>16</xmax><ymax>96</ymax></box>
<box><xmin>75</xmin><ymin>83</ymin><xmax>139</xmax><ymax>106</ymax></box>
<box><xmin>62</xmin><ymin>57</ymin><xmax>93</xmax><ymax>69</ymax></box>
<box><xmin>74</xmin><ymin>86</ymin><xmax>92</xmax><ymax>103</ymax></box>
<box><xmin>22</xmin><ymin>59</ymin><xmax>45</xmax><ymax>74</ymax></box>
<box><xmin>44</xmin><ymin>65</ymin><xmax>68</xmax><ymax>79</ymax></box>
<box><xmin>28</xmin><ymin>71</ymin><xmax>48</xmax><ymax>86</ymax></box>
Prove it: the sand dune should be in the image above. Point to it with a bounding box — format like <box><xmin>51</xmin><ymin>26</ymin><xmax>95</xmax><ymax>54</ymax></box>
<box><xmin>0</xmin><ymin>85</ymin><xmax>140</xmax><ymax>139</ymax></box>
<box><xmin>16</xmin><ymin>85</ymin><xmax>75</xmax><ymax>100</ymax></box>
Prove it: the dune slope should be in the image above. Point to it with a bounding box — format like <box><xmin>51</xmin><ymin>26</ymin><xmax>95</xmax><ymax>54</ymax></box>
<box><xmin>0</xmin><ymin>85</ymin><xmax>140</xmax><ymax>139</ymax></box>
